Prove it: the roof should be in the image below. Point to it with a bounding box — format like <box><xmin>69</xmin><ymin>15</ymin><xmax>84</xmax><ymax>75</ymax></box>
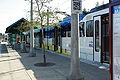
<box><xmin>59</xmin><ymin>14</ymin><xmax>86</xmax><ymax>27</ymax></box>
<box><xmin>5</xmin><ymin>18</ymin><xmax>29</xmax><ymax>34</ymax></box>
<box><xmin>90</xmin><ymin>3</ymin><xmax>109</xmax><ymax>13</ymax></box>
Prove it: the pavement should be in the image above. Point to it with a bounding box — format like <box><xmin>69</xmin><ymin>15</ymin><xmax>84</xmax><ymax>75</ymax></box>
<box><xmin>0</xmin><ymin>43</ymin><xmax>109</xmax><ymax>80</ymax></box>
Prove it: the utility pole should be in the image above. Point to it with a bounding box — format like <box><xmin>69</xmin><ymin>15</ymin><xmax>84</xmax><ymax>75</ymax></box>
<box><xmin>68</xmin><ymin>0</ymin><xmax>84</xmax><ymax>80</ymax></box>
<box><xmin>29</xmin><ymin>0</ymin><xmax>36</xmax><ymax>57</ymax></box>
<box><xmin>47</xmin><ymin>9</ymin><xmax>49</xmax><ymax>50</ymax></box>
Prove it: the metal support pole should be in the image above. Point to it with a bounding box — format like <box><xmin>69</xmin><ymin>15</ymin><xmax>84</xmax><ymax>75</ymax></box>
<box><xmin>60</xmin><ymin>28</ymin><xmax>62</xmax><ymax>53</ymax></box>
<box><xmin>29</xmin><ymin>0</ymin><xmax>36</xmax><ymax>57</ymax></box>
<box><xmin>68</xmin><ymin>13</ymin><xmax>84</xmax><ymax>80</ymax></box>
<box><xmin>47</xmin><ymin>9</ymin><xmax>49</xmax><ymax>50</ymax></box>
<box><xmin>68</xmin><ymin>0</ymin><xmax>84</xmax><ymax>79</ymax></box>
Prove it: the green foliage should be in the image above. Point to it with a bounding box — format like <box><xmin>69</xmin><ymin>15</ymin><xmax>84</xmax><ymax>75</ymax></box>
<box><xmin>17</xmin><ymin>21</ymin><xmax>30</xmax><ymax>32</ymax></box>
<box><xmin>82</xmin><ymin>8</ymin><xmax>89</xmax><ymax>14</ymax></box>
<box><xmin>95</xmin><ymin>1</ymin><xmax>99</xmax><ymax>7</ymax></box>
<box><xmin>34</xmin><ymin>5</ymin><xmax>61</xmax><ymax>27</ymax></box>
<box><xmin>25</xmin><ymin>0</ymin><xmax>61</xmax><ymax>28</ymax></box>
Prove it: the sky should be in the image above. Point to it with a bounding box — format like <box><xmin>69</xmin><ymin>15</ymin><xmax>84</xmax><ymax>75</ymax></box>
<box><xmin>0</xmin><ymin>0</ymin><xmax>109</xmax><ymax>34</ymax></box>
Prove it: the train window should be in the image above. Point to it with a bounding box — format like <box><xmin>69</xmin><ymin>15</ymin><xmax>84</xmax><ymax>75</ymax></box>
<box><xmin>43</xmin><ymin>29</ymin><xmax>46</xmax><ymax>38</ymax></box>
<box><xmin>51</xmin><ymin>31</ymin><xmax>54</xmax><ymax>38</ymax></box>
<box><xmin>67</xmin><ymin>26</ymin><xmax>71</xmax><ymax>37</ymax></box>
<box><xmin>86</xmin><ymin>20</ymin><xmax>94</xmax><ymax>37</ymax></box>
<box><xmin>95</xmin><ymin>20</ymin><xmax>99</xmax><ymax>52</ymax></box>
<box><xmin>61</xmin><ymin>27</ymin><xmax>66</xmax><ymax>37</ymax></box>
<box><xmin>68</xmin><ymin>31</ymin><xmax>71</xmax><ymax>37</ymax></box>
<box><xmin>79</xmin><ymin>22</ymin><xmax>85</xmax><ymax>37</ymax></box>
<box><xmin>49</xmin><ymin>30</ymin><xmax>51</xmax><ymax>38</ymax></box>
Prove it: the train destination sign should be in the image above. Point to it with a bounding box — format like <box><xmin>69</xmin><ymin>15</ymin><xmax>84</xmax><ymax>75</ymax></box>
<box><xmin>112</xmin><ymin>4</ymin><xmax>120</xmax><ymax>80</ymax></box>
<box><xmin>71</xmin><ymin>0</ymin><xmax>82</xmax><ymax>14</ymax></box>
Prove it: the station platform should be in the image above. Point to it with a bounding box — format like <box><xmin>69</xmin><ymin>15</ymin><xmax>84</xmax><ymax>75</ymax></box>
<box><xmin>0</xmin><ymin>43</ymin><xmax>109</xmax><ymax>80</ymax></box>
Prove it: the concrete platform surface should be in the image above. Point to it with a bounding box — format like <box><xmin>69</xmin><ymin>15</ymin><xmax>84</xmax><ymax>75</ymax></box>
<box><xmin>0</xmin><ymin>44</ymin><xmax>109</xmax><ymax>80</ymax></box>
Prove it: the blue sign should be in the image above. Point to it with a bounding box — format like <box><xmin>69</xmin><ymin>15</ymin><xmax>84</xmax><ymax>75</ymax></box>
<box><xmin>113</xmin><ymin>4</ymin><xmax>120</xmax><ymax>14</ymax></box>
<box><xmin>112</xmin><ymin>3</ymin><xmax>120</xmax><ymax>80</ymax></box>
<box><xmin>111</xmin><ymin>0</ymin><xmax>120</xmax><ymax>2</ymax></box>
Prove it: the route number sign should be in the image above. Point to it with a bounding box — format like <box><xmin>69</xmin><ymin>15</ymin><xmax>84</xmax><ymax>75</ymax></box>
<box><xmin>71</xmin><ymin>0</ymin><xmax>82</xmax><ymax>14</ymax></box>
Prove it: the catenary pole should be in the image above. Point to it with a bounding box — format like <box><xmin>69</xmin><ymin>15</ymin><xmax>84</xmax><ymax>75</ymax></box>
<box><xmin>67</xmin><ymin>0</ymin><xmax>84</xmax><ymax>80</ymax></box>
<box><xmin>29</xmin><ymin>0</ymin><xmax>35</xmax><ymax>56</ymax></box>
<box><xmin>47</xmin><ymin>9</ymin><xmax>49</xmax><ymax>49</ymax></box>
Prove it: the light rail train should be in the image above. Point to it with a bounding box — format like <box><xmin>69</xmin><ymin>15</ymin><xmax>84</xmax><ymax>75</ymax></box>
<box><xmin>32</xmin><ymin>3</ymin><xmax>110</xmax><ymax>63</ymax></box>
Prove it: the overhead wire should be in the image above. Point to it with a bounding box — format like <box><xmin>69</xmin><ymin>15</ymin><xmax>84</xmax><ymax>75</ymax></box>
<box><xmin>54</xmin><ymin>0</ymin><xmax>71</xmax><ymax>8</ymax></box>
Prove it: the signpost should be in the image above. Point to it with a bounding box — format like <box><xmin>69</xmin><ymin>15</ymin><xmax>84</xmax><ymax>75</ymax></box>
<box><xmin>109</xmin><ymin>1</ymin><xmax>120</xmax><ymax>80</ymax></box>
<box><xmin>113</xmin><ymin>4</ymin><xmax>120</xmax><ymax>80</ymax></box>
<box><xmin>68</xmin><ymin>0</ymin><xmax>84</xmax><ymax>80</ymax></box>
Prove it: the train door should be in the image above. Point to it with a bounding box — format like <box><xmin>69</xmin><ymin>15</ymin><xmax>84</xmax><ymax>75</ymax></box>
<box><xmin>94</xmin><ymin>16</ymin><xmax>101</xmax><ymax>62</ymax></box>
<box><xmin>39</xmin><ymin>30</ymin><xmax>42</xmax><ymax>48</ymax></box>
<box><xmin>101</xmin><ymin>14</ymin><xmax>109</xmax><ymax>63</ymax></box>
<box><xmin>54</xmin><ymin>27</ymin><xmax>59</xmax><ymax>51</ymax></box>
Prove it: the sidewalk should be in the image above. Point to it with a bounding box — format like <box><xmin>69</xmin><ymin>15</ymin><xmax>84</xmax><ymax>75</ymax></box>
<box><xmin>0</xmin><ymin>44</ymin><xmax>109</xmax><ymax>80</ymax></box>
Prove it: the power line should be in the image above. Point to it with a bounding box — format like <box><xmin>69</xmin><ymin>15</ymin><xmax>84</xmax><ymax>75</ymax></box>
<box><xmin>55</xmin><ymin>0</ymin><xmax>71</xmax><ymax>8</ymax></box>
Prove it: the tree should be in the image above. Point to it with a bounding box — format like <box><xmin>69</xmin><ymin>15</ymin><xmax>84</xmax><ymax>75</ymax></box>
<box><xmin>34</xmin><ymin>0</ymin><xmax>61</xmax><ymax>65</ymax></box>
<box><xmin>95</xmin><ymin>1</ymin><xmax>99</xmax><ymax>7</ymax></box>
<box><xmin>18</xmin><ymin>20</ymin><xmax>31</xmax><ymax>33</ymax></box>
<box><xmin>34</xmin><ymin>1</ymin><xmax>61</xmax><ymax>26</ymax></box>
<box><xmin>82</xmin><ymin>8</ymin><xmax>89</xmax><ymax>14</ymax></box>
<box><xmin>25</xmin><ymin>0</ymin><xmax>61</xmax><ymax>65</ymax></box>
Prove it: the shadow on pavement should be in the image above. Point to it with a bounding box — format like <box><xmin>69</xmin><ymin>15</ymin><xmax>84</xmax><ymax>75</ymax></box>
<box><xmin>18</xmin><ymin>49</ymin><xmax>70</xmax><ymax>80</ymax></box>
<box><xmin>17</xmin><ymin>48</ymin><xmax>109</xmax><ymax>80</ymax></box>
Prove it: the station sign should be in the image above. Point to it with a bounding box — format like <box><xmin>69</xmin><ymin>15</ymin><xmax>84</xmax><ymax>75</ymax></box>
<box><xmin>111</xmin><ymin>0</ymin><xmax>120</xmax><ymax>3</ymax></box>
<box><xmin>71</xmin><ymin>0</ymin><xmax>82</xmax><ymax>14</ymax></box>
<box><xmin>110</xmin><ymin>1</ymin><xmax>120</xmax><ymax>80</ymax></box>
<box><xmin>111</xmin><ymin>0</ymin><xmax>120</xmax><ymax>1</ymax></box>
<box><xmin>112</xmin><ymin>4</ymin><xmax>120</xmax><ymax>80</ymax></box>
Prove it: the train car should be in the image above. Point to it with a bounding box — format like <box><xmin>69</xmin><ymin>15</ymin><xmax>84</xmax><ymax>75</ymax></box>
<box><xmin>35</xmin><ymin>3</ymin><xmax>110</xmax><ymax>64</ymax></box>
<box><xmin>79</xmin><ymin>3</ymin><xmax>109</xmax><ymax>63</ymax></box>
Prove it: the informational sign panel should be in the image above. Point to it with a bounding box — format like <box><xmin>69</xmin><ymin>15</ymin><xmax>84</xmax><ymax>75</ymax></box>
<box><xmin>111</xmin><ymin>0</ymin><xmax>120</xmax><ymax>2</ymax></box>
<box><xmin>71</xmin><ymin>0</ymin><xmax>82</xmax><ymax>14</ymax></box>
<box><xmin>113</xmin><ymin>4</ymin><xmax>120</xmax><ymax>80</ymax></box>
